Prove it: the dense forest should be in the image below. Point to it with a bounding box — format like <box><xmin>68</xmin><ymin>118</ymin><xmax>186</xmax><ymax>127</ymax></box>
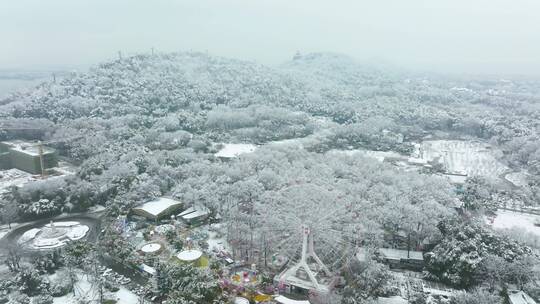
<box><xmin>1</xmin><ymin>52</ymin><xmax>540</xmax><ymax>303</ymax></box>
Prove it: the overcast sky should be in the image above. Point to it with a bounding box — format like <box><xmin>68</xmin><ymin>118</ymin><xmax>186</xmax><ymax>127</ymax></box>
<box><xmin>2</xmin><ymin>0</ymin><xmax>540</xmax><ymax>76</ymax></box>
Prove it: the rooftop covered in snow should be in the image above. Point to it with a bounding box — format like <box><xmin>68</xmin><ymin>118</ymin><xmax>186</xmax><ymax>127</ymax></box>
<box><xmin>132</xmin><ymin>197</ymin><xmax>183</xmax><ymax>220</ymax></box>
<box><xmin>1</xmin><ymin>139</ymin><xmax>55</xmax><ymax>157</ymax></box>
<box><xmin>176</xmin><ymin>249</ymin><xmax>203</xmax><ymax>262</ymax></box>
<box><xmin>508</xmin><ymin>291</ymin><xmax>537</xmax><ymax>304</ymax></box>
<box><xmin>178</xmin><ymin>205</ymin><xmax>211</xmax><ymax>223</ymax></box>
<box><xmin>274</xmin><ymin>295</ymin><xmax>311</xmax><ymax>304</ymax></box>
<box><xmin>379</xmin><ymin>248</ymin><xmax>424</xmax><ymax>261</ymax></box>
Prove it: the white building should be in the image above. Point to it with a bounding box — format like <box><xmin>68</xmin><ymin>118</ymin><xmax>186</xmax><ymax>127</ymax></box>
<box><xmin>132</xmin><ymin>197</ymin><xmax>183</xmax><ymax>220</ymax></box>
<box><xmin>508</xmin><ymin>291</ymin><xmax>537</xmax><ymax>304</ymax></box>
<box><xmin>178</xmin><ymin>205</ymin><xmax>210</xmax><ymax>224</ymax></box>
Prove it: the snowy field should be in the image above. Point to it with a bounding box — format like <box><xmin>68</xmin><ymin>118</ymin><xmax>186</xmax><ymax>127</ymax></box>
<box><xmin>416</xmin><ymin>140</ymin><xmax>508</xmax><ymax>177</ymax></box>
<box><xmin>327</xmin><ymin>149</ymin><xmax>402</xmax><ymax>163</ymax></box>
<box><xmin>215</xmin><ymin>143</ymin><xmax>257</xmax><ymax>158</ymax></box>
<box><xmin>490</xmin><ymin>210</ymin><xmax>540</xmax><ymax>237</ymax></box>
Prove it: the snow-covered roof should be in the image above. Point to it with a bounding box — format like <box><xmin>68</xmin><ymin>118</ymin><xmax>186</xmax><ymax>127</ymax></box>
<box><xmin>444</xmin><ymin>173</ymin><xmax>467</xmax><ymax>184</ymax></box>
<box><xmin>140</xmin><ymin>243</ymin><xmax>162</xmax><ymax>253</ymax></box>
<box><xmin>140</xmin><ymin>264</ymin><xmax>156</xmax><ymax>276</ymax></box>
<box><xmin>179</xmin><ymin>205</ymin><xmax>210</xmax><ymax>219</ymax></box>
<box><xmin>176</xmin><ymin>249</ymin><xmax>202</xmax><ymax>262</ymax></box>
<box><xmin>509</xmin><ymin>291</ymin><xmax>537</xmax><ymax>304</ymax></box>
<box><xmin>407</xmin><ymin>157</ymin><xmax>428</xmax><ymax>165</ymax></box>
<box><xmin>178</xmin><ymin>206</ymin><xmax>196</xmax><ymax>217</ymax></box>
<box><xmin>274</xmin><ymin>295</ymin><xmax>310</xmax><ymax>304</ymax></box>
<box><xmin>234</xmin><ymin>297</ymin><xmax>250</xmax><ymax>304</ymax></box>
<box><xmin>183</xmin><ymin>209</ymin><xmax>209</xmax><ymax>220</ymax></box>
<box><xmin>1</xmin><ymin>140</ymin><xmax>55</xmax><ymax>156</ymax></box>
<box><xmin>424</xmin><ymin>287</ymin><xmax>454</xmax><ymax>297</ymax></box>
<box><xmin>132</xmin><ymin>197</ymin><xmax>182</xmax><ymax>218</ymax></box>
<box><xmin>379</xmin><ymin>248</ymin><xmax>424</xmax><ymax>261</ymax></box>
<box><xmin>215</xmin><ymin>143</ymin><xmax>257</xmax><ymax>158</ymax></box>
<box><xmin>377</xmin><ymin>296</ymin><xmax>408</xmax><ymax>304</ymax></box>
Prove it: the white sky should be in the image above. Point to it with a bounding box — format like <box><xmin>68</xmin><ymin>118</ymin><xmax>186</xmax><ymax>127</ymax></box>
<box><xmin>1</xmin><ymin>0</ymin><xmax>540</xmax><ymax>75</ymax></box>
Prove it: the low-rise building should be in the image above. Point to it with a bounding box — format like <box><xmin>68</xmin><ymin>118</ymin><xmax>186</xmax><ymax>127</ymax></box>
<box><xmin>0</xmin><ymin>140</ymin><xmax>58</xmax><ymax>174</ymax></box>
<box><xmin>508</xmin><ymin>291</ymin><xmax>537</xmax><ymax>304</ymax></box>
<box><xmin>178</xmin><ymin>205</ymin><xmax>211</xmax><ymax>225</ymax></box>
<box><xmin>132</xmin><ymin>197</ymin><xmax>183</xmax><ymax>221</ymax></box>
<box><xmin>274</xmin><ymin>295</ymin><xmax>311</xmax><ymax>304</ymax></box>
<box><xmin>377</xmin><ymin>296</ymin><xmax>408</xmax><ymax>304</ymax></box>
<box><xmin>378</xmin><ymin>248</ymin><xmax>424</xmax><ymax>271</ymax></box>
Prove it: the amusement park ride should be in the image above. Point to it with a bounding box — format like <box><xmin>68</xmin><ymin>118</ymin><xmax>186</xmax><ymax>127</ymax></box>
<box><xmin>276</xmin><ymin>225</ymin><xmax>336</xmax><ymax>294</ymax></box>
<box><xmin>249</xmin><ymin>184</ymin><xmax>361</xmax><ymax>296</ymax></box>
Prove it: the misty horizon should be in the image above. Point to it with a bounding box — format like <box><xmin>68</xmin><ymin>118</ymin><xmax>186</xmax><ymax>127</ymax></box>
<box><xmin>2</xmin><ymin>0</ymin><xmax>540</xmax><ymax>77</ymax></box>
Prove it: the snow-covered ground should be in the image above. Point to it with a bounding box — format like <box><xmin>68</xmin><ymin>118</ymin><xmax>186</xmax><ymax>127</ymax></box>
<box><xmin>215</xmin><ymin>143</ymin><xmax>257</xmax><ymax>158</ymax></box>
<box><xmin>52</xmin><ymin>272</ymin><xmax>139</xmax><ymax>304</ymax></box>
<box><xmin>0</xmin><ymin>222</ymin><xmax>20</xmax><ymax>241</ymax></box>
<box><xmin>0</xmin><ymin>168</ymin><xmax>35</xmax><ymax>196</ymax></box>
<box><xmin>504</xmin><ymin>171</ymin><xmax>530</xmax><ymax>187</ymax></box>
<box><xmin>416</xmin><ymin>140</ymin><xmax>508</xmax><ymax>177</ymax></box>
<box><xmin>207</xmin><ymin>229</ymin><xmax>231</xmax><ymax>253</ymax></box>
<box><xmin>0</xmin><ymin>166</ymin><xmax>76</xmax><ymax>198</ymax></box>
<box><xmin>19</xmin><ymin>228</ymin><xmax>41</xmax><ymax>243</ymax></box>
<box><xmin>490</xmin><ymin>210</ymin><xmax>540</xmax><ymax>237</ymax></box>
<box><xmin>327</xmin><ymin>149</ymin><xmax>402</xmax><ymax>162</ymax></box>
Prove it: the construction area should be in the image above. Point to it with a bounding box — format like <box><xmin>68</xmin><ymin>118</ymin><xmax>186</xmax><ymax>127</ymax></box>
<box><xmin>0</xmin><ymin>140</ymin><xmax>58</xmax><ymax>175</ymax></box>
<box><xmin>0</xmin><ymin>139</ymin><xmax>75</xmax><ymax>198</ymax></box>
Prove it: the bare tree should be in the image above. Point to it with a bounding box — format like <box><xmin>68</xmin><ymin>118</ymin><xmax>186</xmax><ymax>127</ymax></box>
<box><xmin>5</xmin><ymin>243</ymin><xmax>22</xmax><ymax>272</ymax></box>
<box><xmin>0</xmin><ymin>199</ymin><xmax>19</xmax><ymax>229</ymax></box>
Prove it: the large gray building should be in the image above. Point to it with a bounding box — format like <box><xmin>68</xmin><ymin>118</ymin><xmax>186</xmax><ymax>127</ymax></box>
<box><xmin>0</xmin><ymin>140</ymin><xmax>58</xmax><ymax>175</ymax></box>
